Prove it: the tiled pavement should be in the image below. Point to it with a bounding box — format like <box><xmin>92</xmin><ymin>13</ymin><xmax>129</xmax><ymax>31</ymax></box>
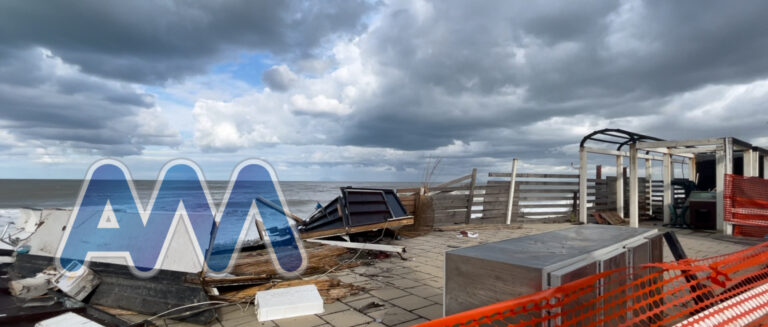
<box><xmin>123</xmin><ymin>222</ymin><xmax>762</xmax><ymax>327</ymax></box>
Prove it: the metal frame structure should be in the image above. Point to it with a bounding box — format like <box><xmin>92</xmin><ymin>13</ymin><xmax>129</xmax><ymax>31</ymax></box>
<box><xmin>579</xmin><ymin>131</ymin><xmax>768</xmax><ymax>235</ymax></box>
<box><xmin>578</xmin><ymin>129</ymin><xmax>694</xmax><ymax>228</ymax></box>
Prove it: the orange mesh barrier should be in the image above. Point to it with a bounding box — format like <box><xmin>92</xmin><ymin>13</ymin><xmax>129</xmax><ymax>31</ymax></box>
<box><xmin>725</xmin><ymin>174</ymin><xmax>768</xmax><ymax>237</ymax></box>
<box><xmin>416</xmin><ymin>241</ymin><xmax>768</xmax><ymax>327</ymax></box>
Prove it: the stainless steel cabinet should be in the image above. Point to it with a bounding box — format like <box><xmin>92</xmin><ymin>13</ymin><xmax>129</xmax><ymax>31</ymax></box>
<box><xmin>444</xmin><ymin>225</ymin><xmax>663</xmax><ymax>316</ymax></box>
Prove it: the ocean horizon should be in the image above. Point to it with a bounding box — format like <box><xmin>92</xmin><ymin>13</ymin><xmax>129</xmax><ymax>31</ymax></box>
<box><xmin>0</xmin><ymin>179</ymin><xmax>421</xmax><ymax>228</ymax></box>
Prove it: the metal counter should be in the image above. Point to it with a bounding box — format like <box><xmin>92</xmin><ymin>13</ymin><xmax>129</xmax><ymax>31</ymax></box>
<box><xmin>444</xmin><ymin>225</ymin><xmax>662</xmax><ymax>316</ymax></box>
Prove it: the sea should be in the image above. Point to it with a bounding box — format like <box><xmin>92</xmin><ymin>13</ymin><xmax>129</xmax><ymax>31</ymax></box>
<box><xmin>0</xmin><ymin>179</ymin><xmax>420</xmax><ymax>230</ymax></box>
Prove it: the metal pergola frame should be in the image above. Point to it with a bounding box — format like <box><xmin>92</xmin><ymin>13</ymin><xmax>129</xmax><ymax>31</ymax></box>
<box><xmin>579</xmin><ymin>132</ymin><xmax>768</xmax><ymax>234</ymax></box>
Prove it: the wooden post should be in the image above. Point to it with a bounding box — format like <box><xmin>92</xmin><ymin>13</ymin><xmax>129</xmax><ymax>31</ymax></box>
<box><xmin>465</xmin><ymin>168</ymin><xmax>478</xmax><ymax>224</ymax></box>
<box><xmin>596</xmin><ymin>165</ymin><xmax>602</xmax><ymax>180</ymax></box>
<box><xmin>744</xmin><ymin>149</ymin><xmax>754</xmax><ymax>177</ymax></box>
<box><xmin>663</xmin><ymin>152</ymin><xmax>672</xmax><ymax>224</ymax></box>
<box><xmin>750</xmin><ymin>149</ymin><xmax>760</xmax><ymax>176</ymax></box>
<box><xmin>645</xmin><ymin>159</ymin><xmax>653</xmax><ymax>216</ymax></box>
<box><xmin>716</xmin><ymin>145</ymin><xmax>725</xmax><ymax>232</ymax></box>
<box><xmin>505</xmin><ymin>159</ymin><xmax>518</xmax><ymax>225</ymax></box>
<box><xmin>616</xmin><ymin>155</ymin><xmax>624</xmax><ymax>218</ymax></box>
<box><xmin>414</xmin><ymin>186</ymin><xmax>424</xmax><ymax>222</ymax></box>
<box><xmin>689</xmin><ymin>157</ymin><xmax>697</xmax><ymax>183</ymax></box>
<box><xmin>629</xmin><ymin>143</ymin><xmax>639</xmax><ymax>228</ymax></box>
<box><xmin>764</xmin><ymin>154</ymin><xmax>768</xmax><ymax>179</ymax></box>
<box><xmin>724</xmin><ymin>138</ymin><xmax>734</xmax><ymax>234</ymax></box>
<box><xmin>579</xmin><ymin>148</ymin><xmax>588</xmax><ymax>224</ymax></box>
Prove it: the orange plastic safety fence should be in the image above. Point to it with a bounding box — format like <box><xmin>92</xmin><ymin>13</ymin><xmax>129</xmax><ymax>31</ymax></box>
<box><xmin>416</xmin><ymin>241</ymin><xmax>768</xmax><ymax>327</ymax></box>
<box><xmin>725</xmin><ymin>174</ymin><xmax>768</xmax><ymax>237</ymax></box>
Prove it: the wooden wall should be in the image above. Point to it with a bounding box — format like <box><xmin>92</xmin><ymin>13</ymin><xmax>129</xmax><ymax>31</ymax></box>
<box><xmin>397</xmin><ymin>168</ymin><xmax>665</xmax><ymax>227</ymax></box>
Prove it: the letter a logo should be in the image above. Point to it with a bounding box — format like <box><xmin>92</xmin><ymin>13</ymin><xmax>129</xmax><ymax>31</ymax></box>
<box><xmin>56</xmin><ymin>158</ymin><xmax>306</xmax><ymax>278</ymax></box>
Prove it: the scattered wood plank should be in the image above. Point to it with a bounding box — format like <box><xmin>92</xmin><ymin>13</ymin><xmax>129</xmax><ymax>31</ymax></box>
<box><xmin>595</xmin><ymin>211</ymin><xmax>626</xmax><ymax>225</ymax></box>
<box><xmin>592</xmin><ymin>212</ymin><xmax>608</xmax><ymax>224</ymax></box>
<box><xmin>187</xmin><ymin>274</ymin><xmax>272</xmax><ymax>287</ymax></box>
<box><xmin>305</xmin><ymin>239</ymin><xmax>405</xmax><ymax>254</ymax></box>
<box><xmin>232</xmin><ymin>244</ymin><xmax>359</xmax><ymax>277</ymax></box>
<box><xmin>91</xmin><ymin>305</ymin><xmax>138</xmax><ymax>316</ymax></box>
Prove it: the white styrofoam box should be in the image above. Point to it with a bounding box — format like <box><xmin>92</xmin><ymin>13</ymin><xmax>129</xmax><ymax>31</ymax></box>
<box><xmin>255</xmin><ymin>284</ymin><xmax>324</xmax><ymax>321</ymax></box>
<box><xmin>35</xmin><ymin>312</ymin><xmax>103</xmax><ymax>327</ymax></box>
<box><xmin>53</xmin><ymin>261</ymin><xmax>101</xmax><ymax>301</ymax></box>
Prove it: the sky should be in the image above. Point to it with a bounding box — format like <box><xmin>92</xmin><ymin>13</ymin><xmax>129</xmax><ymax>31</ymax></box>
<box><xmin>1</xmin><ymin>0</ymin><xmax>768</xmax><ymax>181</ymax></box>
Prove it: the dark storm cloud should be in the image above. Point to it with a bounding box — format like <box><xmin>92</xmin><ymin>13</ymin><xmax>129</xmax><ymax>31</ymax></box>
<box><xmin>262</xmin><ymin>66</ymin><xmax>297</xmax><ymax>92</ymax></box>
<box><xmin>0</xmin><ymin>0</ymin><xmax>376</xmax><ymax>84</ymax></box>
<box><xmin>0</xmin><ymin>48</ymin><xmax>180</xmax><ymax>155</ymax></box>
<box><xmin>340</xmin><ymin>0</ymin><xmax>768</xmax><ymax>153</ymax></box>
<box><xmin>0</xmin><ymin>0</ymin><xmax>374</xmax><ymax>156</ymax></box>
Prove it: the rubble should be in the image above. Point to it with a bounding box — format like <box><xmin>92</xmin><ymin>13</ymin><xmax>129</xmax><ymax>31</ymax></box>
<box><xmin>9</xmin><ymin>275</ymin><xmax>50</xmax><ymax>299</ymax></box>
<box><xmin>52</xmin><ymin>262</ymin><xmax>101</xmax><ymax>301</ymax></box>
<box><xmin>2</xmin><ymin>203</ymin><xmax>406</xmax><ymax>326</ymax></box>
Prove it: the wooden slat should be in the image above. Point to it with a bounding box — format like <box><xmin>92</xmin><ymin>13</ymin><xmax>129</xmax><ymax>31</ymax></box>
<box><xmin>396</xmin><ymin>187</ymin><xmax>421</xmax><ymax>194</ymax></box>
<box><xmin>521</xmin><ymin>211</ymin><xmax>571</xmax><ymax>216</ymax></box>
<box><xmin>516</xmin><ymin>173</ymin><xmax>580</xmax><ymax>178</ymax></box>
<box><xmin>517</xmin><ymin>203</ymin><xmax>574</xmax><ymax>208</ymax></box>
<box><xmin>300</xmin><ymin>217</ymin><xmax>414</xmax><ymax>239</ymax></box>
<box><xmin>432</xmin><ymin>193</ymin><xmax>469</xmax><ymax>201</ymax></box>
<box><xmin>434</xmin><ymin>203</ymin><xmax>471</xmax><ymax>210</ymax></box>
<box><xmin>518</xmin><ymin>195</ymin><xmax>581</xmax><ymax>200</ymax></box>
<box><xmin>434</xmin><ymin>174</ymin><xmax>472</xmax><ymax>188</ymax></box>
<box><xmin>517</xmin><ymin>189</ymin><xmax>583</xmax><ymax>194</ymax></box>
<box><xmin>517</xmin><ymin>181</ymin><xmax>579</xmax><ymax>186</ymax></box>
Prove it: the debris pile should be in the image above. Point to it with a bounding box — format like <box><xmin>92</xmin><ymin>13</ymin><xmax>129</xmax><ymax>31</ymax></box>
<box><xmin>2</xmin><ymin>187</ymin><xmax>412</xmax><ymax>326</ymax></box>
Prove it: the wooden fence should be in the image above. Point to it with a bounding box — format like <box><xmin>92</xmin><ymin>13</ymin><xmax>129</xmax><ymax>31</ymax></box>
<box><xmin>397</xmin><ymin>166</ymin><xmax>669</xmax><ymax>226</ymax></box>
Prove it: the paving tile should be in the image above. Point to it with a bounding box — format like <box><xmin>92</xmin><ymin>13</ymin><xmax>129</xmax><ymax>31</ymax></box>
<box><xmin>403</xmin><ymin>271</ymin><xmax>435</xmax><ymax>281</ymax></box>
<box><xmin>236</xmin><ymin>319</ymin><xmax>277</xmax><ymax>327</ymax></box>
<box><xmin>391</xmin><ymin>318</ymin><xmax>430</xmax><ymax>327</ymax></box>
<box><xmin>340</xmin><ymin>292</ymin><xmax>374</xmax><ymax>303</ymax></box>
<box><xmin>426</xmin><ymin>294</ymin><xmax>443</xmax><ymax>304</ymax></box>
<box><xmin>413</xmin><ymin>304</ymin><xmax>444</xmax><ymax>320</ymax></box>
<box><xmin>321</xmin><ymin>310</ymin><xmax>373</xmax><ymax>327</ymax></box>
<box><xmin>355</xmin><ymin>279</ymin><xmax>387</xmax><ymax>290</ymax></box>
<box><xmin>322</xmin><ymin>301</ymin><xmax>352</xmax><ymax>315</ymax></box>
<box><xmin>421</xmin><ymin>278</ymin><xmax>443</xmax><ymax>288</ymax></box>
<box><xmin>388</xmin><ymin>294</ymin><xmax>434</xmax><ymax>311</ymax></box>
<box><xmin>407</xmin><ymin>285</ymin><xmax>442</xmax><ymax>298</ymax></box>
<box><xmin>272</xmin><ymin>314</ymin><xmax>327</xmax><ymax>327</ymax></box>
<box><xmin>219</xmin><ymin>310</ymin><xmax>269</xmax><ymax>327</ymax></box>
<box><xmin>368</xmin><ymin>287</ymin><xmax>410</xmax><ymax>300</ymax></box>
<box><xmin>367</xmin><ymin>306</ymin><xmax>420</xmax><ymax>326</ymax></box>
<box><xmin>338</xmin><ymin>273</ymin><xmax>370</xmax><ymax>283</ymax></box>
<box><xmin>345</xmin><ymin>297</ymin><xmax>387</xmax><ymax>311</ymax></box>
<box><xmin>387</xmin><ymin>278</ymin><xmax>422</xmax><ymax>289</ymax></box>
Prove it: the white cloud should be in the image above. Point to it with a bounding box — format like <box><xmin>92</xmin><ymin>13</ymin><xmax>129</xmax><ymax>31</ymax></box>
<box><xmin>290</xmin><ymin>94</ymin><xmax>351</xmax><ymax>115</ymax></box>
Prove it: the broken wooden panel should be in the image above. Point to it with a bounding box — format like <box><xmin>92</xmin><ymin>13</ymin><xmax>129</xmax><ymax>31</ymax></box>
<box><xmin>231</xmin><ymin>244</ymin><xmax>356</xmax><ymax>277</ymax></box>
